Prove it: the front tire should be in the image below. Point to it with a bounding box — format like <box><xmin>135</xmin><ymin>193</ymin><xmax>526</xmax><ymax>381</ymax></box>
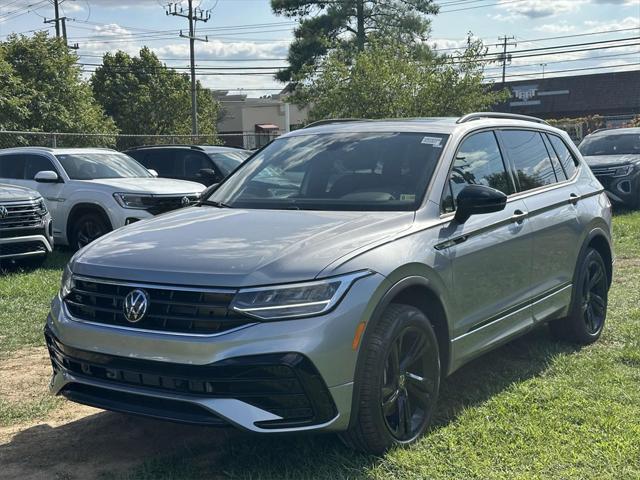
<box><xmin>70</xmin><ymin>213</ymin><xmax>111</xmax><ymax>251</ymax></box>
<box><xmin>549</xmin><ymin>247</ymin><xmax>609</xmax><ymax>344</ymax></box>
<box><xmin>342</xmin><ymin>304</ymin><xmax>440</xmax><ymax>454</ymax></box>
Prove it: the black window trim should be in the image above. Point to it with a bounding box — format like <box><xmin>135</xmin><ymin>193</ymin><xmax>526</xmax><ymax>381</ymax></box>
<box><xmin>439</xmin><ymin>128</ymin><xmax>516</xmax><ymax>215</ymax></box>
<box><xmin>545</xmin><ymin>132</ymin><xmax>581</xmax><ymax>182</ymax></box>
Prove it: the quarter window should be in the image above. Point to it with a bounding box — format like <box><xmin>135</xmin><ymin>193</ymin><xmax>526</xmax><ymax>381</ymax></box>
<box><xmin>547</xmin><ymin>134</ymin><xmax>578</xmax><ymax>179</ymax></box>
<box><xmin>442</xmin><ymin>131</ymin><xmax>513</xmax><ymax>213</ymax></box>
<box><xmin>24</xmin><ymin>155</ymin><xmax>56</xmax><ymax>180</ymax></box>
<box><xmin>500</xmin><ymin>130</ymin><xmax>557</xmax><ymax>191</ymax></box>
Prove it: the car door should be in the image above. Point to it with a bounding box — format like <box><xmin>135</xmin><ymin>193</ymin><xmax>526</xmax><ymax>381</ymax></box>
<box><xmin>439</xmin><ymin>130</ymin><xmax>534</xmax><ymax>365</ymax></box>
<box><xmin>497</xmin><ymin>129</ymin><xmax>582</xmax><ymax>324</ymax></box>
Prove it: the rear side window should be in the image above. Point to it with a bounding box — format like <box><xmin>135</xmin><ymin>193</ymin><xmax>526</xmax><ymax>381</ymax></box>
<box><xmin>0</xmin><ymin>154</ymin><xmax>26</xmax><ymax>179</ymax></box>
<box><xmin>442</xmin><ymin>131</ymin><xmax>513</xmax><ymax>213</ymax></box>
<box><xmin>500</xmin><ymin>130</ymin><xmax>557</xmax><ymax>191</ymax></box>
<box><xmin>547</xmin><ymin>134</ymin><xmax>578</xmax><ymax>179</ymax></box>
<box><xmin>542</xmin><ymin>134</ymin><xmax>567</xmax><ymax>181</ymax></box>
<box><xmin>135</xmin><ymin>150</ymin><xmax>181</xmax><ymax>176</ymax></box>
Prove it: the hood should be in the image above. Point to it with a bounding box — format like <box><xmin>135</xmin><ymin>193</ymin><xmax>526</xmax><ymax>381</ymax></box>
<box><xmin>77</xmin><ymin>177</ymin><xmax>205</xmax><ymax>194</ymax></box>
<box><xmin>0</xmin><ymin>183</ymin><xmax>40</xmax><ymax>202</ymax></box>
<box><xmin>72</xmin><ymin>207</ymin><xmax>415</xmax><ymax>287</ymax></box>
<box><xmin>584</xmin><ymin>154</ymin><xmax>640</xmax><ymax>168</ymax></box>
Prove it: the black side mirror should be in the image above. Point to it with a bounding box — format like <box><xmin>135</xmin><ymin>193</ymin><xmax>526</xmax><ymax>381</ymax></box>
<box><xmin>198</xmin><ymin>168</ymin><xmax>219</xmax><ymax>179</ymax></box>
<box><xmin>454</xmin><ymin>185</ymin><xmax>507</xmax><ymax>223</ymax></box>
<box><xmin>198</xmin><ymin>183</ymin><xmax>220</xmax><ymax>202</ymax></box>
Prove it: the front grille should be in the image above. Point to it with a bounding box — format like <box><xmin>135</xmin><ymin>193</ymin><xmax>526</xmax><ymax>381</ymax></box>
<box><xmin>64</xmin><ymin>277</ymin><xmax>252</xmax><ymax>335</ymax></box>
<box><xmin>46</xmin><ymin>330</ymin><xmax>337</xmax><ymax>428</ymax></box>
<box><xmin>146</xmin><ymin>195</ymin><xmax>200</xmax><ymax>215</ymax></box>
<box><xmin>0</xmin><ymin>199</ymin><xmax>48</xmax><ymax>229</ymax></box>
<box><xmin>0</xmin><ymin>241</ymin><xmax>46</xmax><ymax>258</ymax></box>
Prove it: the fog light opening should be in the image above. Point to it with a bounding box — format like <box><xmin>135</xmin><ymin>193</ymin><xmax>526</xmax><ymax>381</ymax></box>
<box><xmin>617</xmin><ymin>181</ymin><xmax>631</xmax><ymax>194</ymax></box>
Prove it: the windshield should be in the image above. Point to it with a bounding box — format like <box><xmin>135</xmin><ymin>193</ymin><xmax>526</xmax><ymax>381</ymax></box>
<box><xmin>206</xmin><ymin>132</ymin><xmax>449</xmax><ymax>211</ymax></box>
<box><xmin>207</xmin><ymin>150</ymin><xmax>251</xmax><ymax>175</ymax></box>
<box><xmin>579</xmin><ymin>132</ymin><xmax>640</xmax><ymax>157</ymax></box>
<box><xmin>56</xmin><ymin>152</ymin><xmax>153</xmax><ymax>180</ymax></box>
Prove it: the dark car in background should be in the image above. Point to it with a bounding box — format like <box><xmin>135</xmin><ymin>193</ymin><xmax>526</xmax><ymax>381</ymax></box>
<box><xmin>579</xmin><ymin>127</ymin><xmax>640</xmax><ymax>209</ymax></box>
<box><xmin>125</xmin><ymin>145</ymin><xmax>251</xmax><ymax>186</ymax></box>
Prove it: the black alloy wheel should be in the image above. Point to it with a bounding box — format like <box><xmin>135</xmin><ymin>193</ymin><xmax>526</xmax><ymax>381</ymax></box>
<box><xmin>71</xmin><ymin>213</ymin><xmax>111</xmax><ymax>250</ymax></box>
<box><xmin>381</xmin><ymin>326</ymin><xmax>438</xmax><ymax>441</ymax></box>
<box><xmin>581</xmin><ymin>256</ymin><xmax>607</xmax><ymax>335</ymax></box>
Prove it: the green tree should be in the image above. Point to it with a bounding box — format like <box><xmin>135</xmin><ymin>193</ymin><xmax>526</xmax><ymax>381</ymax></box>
<box><xmin>0</xmin><ymin>32</ymin><xmax>116</xmax><ymax>134</ymax></box>
<box><xmin>271</xmin><ymin>0</ymin><xmax>438</xmax><ymax>81</ymax></box>
<box><xmin>91</xmin><ymin>48</ymin><xmax>219</xmax><ymax>137</ymax></box>
<box><xmin>292</xmin><ymin>40</ymin><xmax>509</xmax><ymax>121</ymax></box>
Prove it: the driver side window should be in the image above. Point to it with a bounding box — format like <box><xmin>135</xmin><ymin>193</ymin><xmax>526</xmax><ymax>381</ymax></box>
<box><xmin>442</xmin><ymin>131</ymin><xmax>513</xmax><ymax>213</ymax></box>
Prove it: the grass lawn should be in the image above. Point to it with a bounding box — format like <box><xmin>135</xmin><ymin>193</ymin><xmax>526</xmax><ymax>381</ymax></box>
<box><xmin>1</xmin><ymin>212</ymin><xmax>639</xmax><ymax>479</ymax></box>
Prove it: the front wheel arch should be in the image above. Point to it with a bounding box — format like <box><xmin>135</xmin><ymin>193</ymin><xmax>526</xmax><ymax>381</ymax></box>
<box><xmin>66</xmin><ymin>203</ymin><xmax>113</xmax><ymax>247</ymax></box>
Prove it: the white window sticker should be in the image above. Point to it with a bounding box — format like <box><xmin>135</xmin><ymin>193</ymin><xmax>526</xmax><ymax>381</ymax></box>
<box><xmin>421</xmin><ymin>136</ymin><xmax>442</xmax><ymax>147</ymax></box>
<box><xmin>400</xmin><ymin>194</ymin><xmax>416</xmax><ymax>202</ymax></box>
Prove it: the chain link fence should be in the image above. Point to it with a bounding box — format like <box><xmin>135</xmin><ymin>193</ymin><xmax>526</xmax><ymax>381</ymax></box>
<box><xmin>0</xmin><ymin>130</ymin><xmax>282</xmax><ymax>151</ymax></box>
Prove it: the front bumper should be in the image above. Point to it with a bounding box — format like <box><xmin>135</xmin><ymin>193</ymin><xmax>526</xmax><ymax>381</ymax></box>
<box><xmin>46</xmin><ymin>272</ymin><xmax>387</xmax><ymax>432</ymax></box>
<box><xmin>594</xmin><ymin>172</ymin><xmax>639</xmax><ymax>207</ymax></box>
<box><xmin>0</xmin><ymin>233</ymin><xmax>53</xmax><ymax>261</ymax></box>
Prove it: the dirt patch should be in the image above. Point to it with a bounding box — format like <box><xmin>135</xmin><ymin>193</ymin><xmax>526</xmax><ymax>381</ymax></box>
<box><xmin>0</xmin><ymin>347</ymin><xmax>52</xmax><ymax>404</ymax></box>
<box><xmin>0</xmin><ymin>347</ymin><xmax>239</xmax><ymax>479</ymax></box>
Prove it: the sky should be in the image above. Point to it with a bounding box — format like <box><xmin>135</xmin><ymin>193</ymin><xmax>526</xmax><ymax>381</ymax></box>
<box><xmin>0</xmin><ymin>0</ymin><xmax>638</xmax><ymax>96</ymax></box>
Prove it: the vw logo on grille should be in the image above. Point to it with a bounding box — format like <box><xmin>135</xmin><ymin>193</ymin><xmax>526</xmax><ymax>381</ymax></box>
<box><xmin>181</xmin><ymin>196</ymin><xmax>191</xmax><ymax>208</ymax></box>
<box><xmin>0</xmin><ymin>206</ymin><xmax>8</xmax><ymax>219</ymax></box>
<box><xmin>123</xmin><ymin>289</ymin><xmax>150</xmax><ymax>323</ymax></box>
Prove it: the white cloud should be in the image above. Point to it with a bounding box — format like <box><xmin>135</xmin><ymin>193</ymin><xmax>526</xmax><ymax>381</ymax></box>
<box><xmin>534</xmin><ymin>22</ymin><xmax>577</xmax><ymax>33</ymax></box>
<box><xmin>492</xmin><ymin>0</ymin><xmax>588</xmax><ymax>21</ymax></box>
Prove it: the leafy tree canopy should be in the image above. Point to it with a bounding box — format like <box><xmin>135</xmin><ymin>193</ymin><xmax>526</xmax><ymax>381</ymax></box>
<box><xmin>271</xmin><ymin>0</ymin><xmax>438</xmax><ymax>81</ymax></box>
<box><xmin>91</xmin><ymin>47</ymin><xmax>219</xmax><ymax>136</ymax></box>
<box><xmin>0</xmin><ymin>32</ymin><xmax>116</xmax><ymax>133</ymax></box>
<box><xmin>291</xmin><ymin>40</ymin><xmax>510</xmax><ymax>121</ymax></box>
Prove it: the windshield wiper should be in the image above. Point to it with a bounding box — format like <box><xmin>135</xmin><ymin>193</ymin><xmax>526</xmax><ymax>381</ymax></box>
<box><xmin>199</xmin><ymin>200</ymin><xmax>232</xmax><ymax>208</ymax></box>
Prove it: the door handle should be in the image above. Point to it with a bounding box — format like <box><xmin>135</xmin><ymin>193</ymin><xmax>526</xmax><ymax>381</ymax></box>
<box><xmin>569</xmin><ymin>193</ymin><xmax>580</xmax><ymax>205</ymax></box>
<box><xmin>510</xmin><ymin>210</ymin><xmax>528</xmax><ymax>224</ymax></box>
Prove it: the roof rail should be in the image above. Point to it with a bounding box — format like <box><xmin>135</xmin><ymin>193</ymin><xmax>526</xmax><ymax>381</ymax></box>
<box><xmin>457</xmin><ymin>112</ymin><xmax>549</xmax><ymax>125</ymax></box>
<box><xmin>124</xmin><ymin>144</ymin><xmax>206</xmax><ymax>151</ymax></box>
<box><xmin>303</xmin><ymin>118</ymin><xmax>371</xmax><ymax>129</ymax></box>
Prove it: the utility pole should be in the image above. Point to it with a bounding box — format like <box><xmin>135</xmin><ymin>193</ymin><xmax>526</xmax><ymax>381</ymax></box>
<box><xmin>497</xmin><ymin>35</ymin><xmax>516</xmax><ymax>85</ymax></box>
<box><xmin>44</xmin><ymin>0</ymin><xmax>79</xmax><ymax>49</ymax></box>
<box><xmin>166</xmin><ymin>1</ymin><xmax>210</xmax><ymax>136</ymax></box>
<box><xmin>540</xmin><ymin>63</ymin><xmax>548</xmax><ymax>79</ymax></box>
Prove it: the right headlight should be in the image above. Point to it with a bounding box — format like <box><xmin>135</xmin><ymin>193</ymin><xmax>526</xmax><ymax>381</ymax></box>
<box><xmin>612</xmin><ymin>165</ymin><xmax>634</xmax><ymax>177</ymax></box>
<box><xmin>230</xmin><ymin>271</ymin><xmax>372</xmax><ymax>320</ymax></box>
<box><xmin>60</xmin><ymin>264</ymin><xmax>74</xmax><ymax>299</ymax></box>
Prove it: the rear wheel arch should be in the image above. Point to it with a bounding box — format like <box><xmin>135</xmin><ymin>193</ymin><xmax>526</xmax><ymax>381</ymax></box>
<box><xmin>348</xmin><ymin>275</ymin><xmax>451</xmax><ymax>430</ymax></box>
<box><xmin>586</xmin><ymin>231</ymin><xmax>612</xmax><ymax>287</ymax></box>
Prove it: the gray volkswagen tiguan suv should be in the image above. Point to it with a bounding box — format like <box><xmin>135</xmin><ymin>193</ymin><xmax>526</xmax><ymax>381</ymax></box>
<box><xmin>46</xmin><ymin>113</ymin><xmax>613</xmax><ymax>453</ymax></box>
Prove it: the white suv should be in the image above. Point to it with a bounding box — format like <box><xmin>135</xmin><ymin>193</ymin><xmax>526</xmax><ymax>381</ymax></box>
<box><xmin>0</xmin><ymin>147</ymin><xmax>205</xmax><ymax>249</ymax></box>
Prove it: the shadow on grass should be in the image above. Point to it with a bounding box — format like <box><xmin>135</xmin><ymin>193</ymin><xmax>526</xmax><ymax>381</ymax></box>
<box><xmin>0</xmin><ymin>249</ymin><xmax>72</xmax><ymax>275</ymax></box>
<box><xmin>0</xmin><ymin>327</ymin><xmax>579</xmax><ymax>480</ymax></box>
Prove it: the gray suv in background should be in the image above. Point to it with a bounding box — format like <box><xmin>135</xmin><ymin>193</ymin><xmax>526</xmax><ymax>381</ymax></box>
<box><xmin>46</xmin><ymin>113</ymin><xmax>613</xmax><ymax>453</ymax></box>
<box><xmin>0</xmin><ymin>183</ymin><xmax>53</xmax><ymax>268</ymax></box>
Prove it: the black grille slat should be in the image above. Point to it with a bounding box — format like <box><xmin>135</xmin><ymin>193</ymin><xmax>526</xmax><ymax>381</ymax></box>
<box><xmin>0</xmin><ymin>200</ymin><xmax>47</xmax><ymax>230</ymax></box>
<box><xmin>65</xmin><ymin>278</ymin><xmax>250</xmax><ymax>335</ymax></box>
<box><xmin>0</xmin><ymin>242</ymin><xmax>46</xmax><ymax>257</ymax></box>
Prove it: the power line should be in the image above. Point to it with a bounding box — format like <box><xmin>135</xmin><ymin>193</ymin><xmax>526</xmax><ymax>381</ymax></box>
<box><xmin>485</xmin><ymin>62</ymin><xmax>640</xmax><ymax>81</ymax></box>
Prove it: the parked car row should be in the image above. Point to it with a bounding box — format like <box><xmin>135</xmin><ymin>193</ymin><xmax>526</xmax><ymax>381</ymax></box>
<box><xmin>0</xmin><ymin>145</ymin><xmax>251</xmax><ymax>265</ymax></box>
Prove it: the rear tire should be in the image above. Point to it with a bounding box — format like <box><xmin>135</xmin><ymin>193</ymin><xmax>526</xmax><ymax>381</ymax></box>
<box><xmin>70</xmin><ymin>213</ymin><xmax>111</xmax><ymax>251</ymax></box>
<box><xmin>549</xmin><ymin>247</ymin><xmax>608</xmax><ymax>344</ymax></box>
<box><xmin>341</xmin><ymin>304</ymin><xmax>440</xmax><ymax>454</ymax></box>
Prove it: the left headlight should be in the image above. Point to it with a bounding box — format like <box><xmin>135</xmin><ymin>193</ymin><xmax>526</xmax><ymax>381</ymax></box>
<box><xmin>612</xmin><ymin>165</ymin><xmax>634</xmax><ymax>177</ymax></box>
<box><xmin>60</xmin><ymin>264</ymin><xmax>74</xmax><ymax>299</ymax></box>
<box><xmin>230</xmin><ymin>271</ymin><xmax>372</xmax><ymax>320</ymax></box>
<box><xmin>113</xmin><ymin>193</ymin><xmax>154</xmax><ymax>209</ymax></box>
